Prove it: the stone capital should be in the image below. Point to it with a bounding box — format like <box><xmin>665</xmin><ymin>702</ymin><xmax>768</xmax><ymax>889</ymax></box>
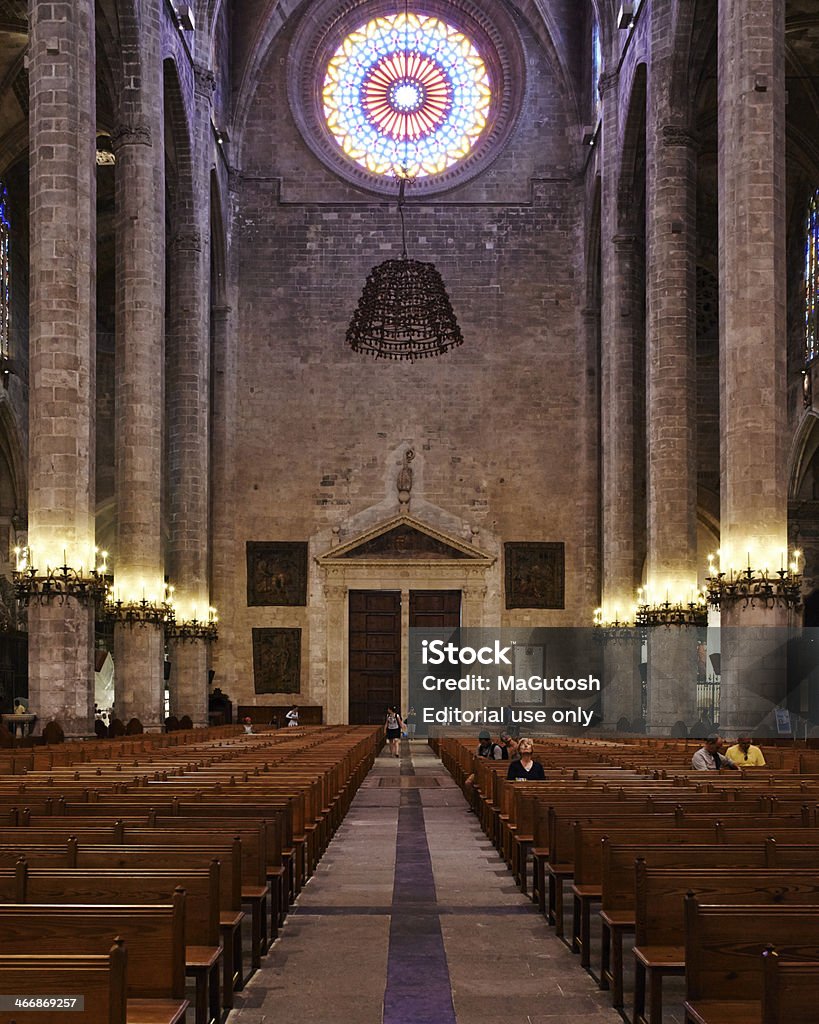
<box><xmin>660</xmin><ymin>123</ymin><xmax>697</xmax><ymax>149</ymax></box>
<box><xmin>612</xmin><ymin>232</ymin><xmax>638</xmax><ymax>254</ymax></box>
<box><xmin>193</xmin><ymin>62</ymin><xmax>216</xmax><ymax>100</ymax></box>
<box><xmin>111</xmin><ymin>123</ymin><xmax>152</xmax><ymax>151</ymax></box>
<box><xmin>170</xmin><ymin>229</ymin><xmax>203</xmax><ymax>254</ymax></box>
<box><xmin>598</xmin><ymin>70</ymin><xmax>618</xmax><ymax>99</ymax></box>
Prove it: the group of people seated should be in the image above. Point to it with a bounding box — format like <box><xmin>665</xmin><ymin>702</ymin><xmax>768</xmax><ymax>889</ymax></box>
<box><xmin>691</xmin><ymin>733</ymin><xmax>766</xmax><ymax>770</ymax></box>
<box><xmin>474</xmin><ymin>727</ymin><xmax>766</xmax><ymax>778</ymax></box>
<box><xmin>476</xmin><ymin>729</ymin><xmax>546</xmax><ymax>781</ymax></box>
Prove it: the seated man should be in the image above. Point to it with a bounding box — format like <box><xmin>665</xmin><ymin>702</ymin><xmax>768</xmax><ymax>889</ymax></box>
<box><xmin>725</xmin><ymin>734</ymin><xmax>766</xmax><ymax>766</ymax></box>
<box><xmin>691</xmin><ymin>733</ymin><xmax>739</xmax><ymax>771</ymax></box>
<box><xmin>476</xmin><ymin>730</ymin><xmax>503</xmax><ymax>759</ymax></box>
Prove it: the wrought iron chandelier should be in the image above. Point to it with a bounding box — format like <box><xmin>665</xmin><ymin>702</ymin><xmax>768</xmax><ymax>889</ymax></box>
<box><xmin>13</xmin><ymin>545</ymin><xmax>109</xmax><ymax>607</ymax></box>
<box><xmin>704</xmin><ymin>550</ymin><xmax>803</xmax><ymax>610</ymax></box>
<box><xmin>635</xmin><ymin>585</ymin><xmax>708</xmax><ymax>628</ymax></box>
<box><xmin>346</xmin><ymin>176</ymin><xmax>463</xmax><ymax>360</ymax></box>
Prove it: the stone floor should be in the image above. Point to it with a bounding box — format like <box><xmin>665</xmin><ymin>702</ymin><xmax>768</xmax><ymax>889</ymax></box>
<box><xmin>226</xmin><ymin>743</ymin><xmax>627</xmax><ymax>1024</ymax></box>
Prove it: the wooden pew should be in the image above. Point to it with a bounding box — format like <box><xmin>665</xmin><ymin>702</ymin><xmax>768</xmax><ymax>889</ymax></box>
<box><xmin>73</xmin><ymin>843</ymin><xmax>243</xmax><ymax>1006</ymax></box>
<box><xmin>762</xmin><ymin>947</ymin><xmax>819</xmax><ymax>1024</ymax></box>
<box><xmin>20</xmin><ymin>865</ymin><xmax>220</xmax><ymax>1024</ymax></box>
<box><xmin>598</xmin><ymin>841</ymin><xmax>769</xmax><ymax>1010</ymax></box>
<box><xmin>569</xmin><ymin>824</ymin><xmax>726</xmax><ymax>967</ymax></box>
<box><xmin>127</xmin><ymin>821</ymin><xmax>274</xmax><ymax>954</ymax></box>
<box><xmin>635</xmin><ymin>868</ymin><xmax>819</xmax><ymax>1024</ymax></box>
<box><xmin>0</xmin><ymin>939</ymin><xmax>127</xmax><ymax>1024</ymax></box>
<box><xmin>0</xmin><ymin>900</ymin><xmax>187</xmax><ymax>1023</ymax></box>
<box><xmin>683</xmin><ymin>902</ymin><xmax>819</xmax><ymax>1024</ymax></box>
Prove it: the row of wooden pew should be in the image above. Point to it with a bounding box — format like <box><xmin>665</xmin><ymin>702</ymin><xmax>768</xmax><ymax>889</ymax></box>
<box><xmin>0</xmin><ymin>723</ymin><xmax>381</xmax><ymax>1024</ymax></box>
<box><xmin>434</xmin><ymin>734</ymin><xmax>819</xmax><ymax>1024</ymax></box>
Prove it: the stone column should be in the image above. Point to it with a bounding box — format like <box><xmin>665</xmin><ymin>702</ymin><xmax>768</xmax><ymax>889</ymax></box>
<box><xmin>717</xmin><ymin>0</ymin><xmax>788</xmax><ymax>733</ymax></box>
<box><xmin>26</xmin><ymin>0</ymin><xmax>97</xmax><ymax>735</ymax></box>
<box><xmin>166</xmin><ymin>221</ymin><xmax>209</xmax><ymax>724</ymax></box>
<box><xmin>111</xmin><ymin>46</ymin><xmax>165</xmax><ymax>729</ymax></box>
<box><xmin>601</xmin><ymin>641</ymin><xmax>643</xmax><ymax>731</ymax></box>
<box><xmin>208</xmin><ymin>302</ymin><xmax>236</xmax><ymax>695</ymax></box>
<box><xmin>166</xmin><ymin>64</ymin><xmax>215</xmax><ymax>726</ymax></box>
<box><xmin>599</xmin><ymin>70</ymin><xmax>644</xmax><ymax>728</ymax></box>
<box><xmin>643</xmin><ymin>11</ymin><xmax>700</xmax><ymax>734</ymax></box>
<box><xmin>599</xmin><ymin>70</ymin><xmax>642</xmax><ymax>624</ymax></box>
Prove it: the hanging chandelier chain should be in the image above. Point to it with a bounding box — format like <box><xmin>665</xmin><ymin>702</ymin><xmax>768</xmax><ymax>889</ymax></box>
<box><xmin>398</xmin><ymin>176</ymin><xmax>408</xmax><ymax>258</ymax></box>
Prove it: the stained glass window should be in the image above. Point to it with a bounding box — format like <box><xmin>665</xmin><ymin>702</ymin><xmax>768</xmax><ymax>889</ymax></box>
<box><xmin>806</xmin><ymin>190</ymin><xmax>819</xmax><ymax>363</ymax></box>
<box><xmin>323</xmin><ymin>12</ymin><xmax>491</xmax><ymax>179</ymax></box>
<box><xmin>0</xmin><ymin>183</ymin><xmax>8</xmax><ymax>364</ymax></box>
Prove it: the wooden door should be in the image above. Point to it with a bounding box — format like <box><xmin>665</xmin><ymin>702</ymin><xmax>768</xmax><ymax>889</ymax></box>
<box><xmin>348</xmin><ymin>591</ymin><xmax>401</xmax><ymax>725</ymax></box>
<box><xmin>409</xmin><ymin>590</ymin><xmax>461</xmax><ymax>629</ymax></box>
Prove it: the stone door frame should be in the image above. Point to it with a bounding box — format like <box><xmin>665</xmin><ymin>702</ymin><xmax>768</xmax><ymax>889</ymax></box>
<box><xmin>316</xmin><ymin>515</ymin><xmax>495</xmax><ymax>723</ymax></box>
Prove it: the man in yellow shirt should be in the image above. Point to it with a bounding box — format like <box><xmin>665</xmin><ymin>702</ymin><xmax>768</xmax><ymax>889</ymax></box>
<box><xmin>725</xmin><ymin>735</ymin><xmax>766</xmax><ymax>767</ymax></box>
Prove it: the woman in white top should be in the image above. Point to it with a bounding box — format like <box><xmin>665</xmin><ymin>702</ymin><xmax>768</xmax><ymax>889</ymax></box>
<box><xmin>385</xmin><ymin>706</ymin><xmax>404</xmax><ymax>758</ymax></box>
<box><xmin>285</xmin><ymin>705</ymin><xmax>299</xmax><ymax>727</ymax></box>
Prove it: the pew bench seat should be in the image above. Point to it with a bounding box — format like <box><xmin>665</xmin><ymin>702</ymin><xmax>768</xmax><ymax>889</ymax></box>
<box><xmin>634</xmin><ymin>943</ymin><xmax>686</xmax><ymax>1024</ymax></box>
<box><xmin>127</xmin><ymin>998</ymin><xmax>189</xmax><ymax>1024</ymax></box>
<box><xmin>684</xmin><ymin>998</ymin><xmax>760</xmax><ymax>1024</ymax></box>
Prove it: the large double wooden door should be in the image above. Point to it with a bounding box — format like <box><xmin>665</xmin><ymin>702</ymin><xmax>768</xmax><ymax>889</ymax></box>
<box><xmin>348</xmin><ymin>589</ymin><xmax>461</xmax><ymax>725</ymax></box>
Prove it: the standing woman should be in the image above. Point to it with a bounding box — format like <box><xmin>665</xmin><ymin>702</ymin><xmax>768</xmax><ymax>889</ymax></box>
<box><xmin>506</xmin><ymin>737</ymin><xmax>545</xmax><ymax>781</ymax></box>
<box><xmin>285</xmin><ymin>704</ymin><xmax>299</xmax><ymax>728</ymax></box>
<box><xmin>385</xmin><ymin>706</ymin><xmax>403</xmax><ymax>758</ymax></box>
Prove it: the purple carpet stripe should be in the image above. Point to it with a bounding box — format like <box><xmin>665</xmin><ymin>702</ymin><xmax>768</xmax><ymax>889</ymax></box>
<box><xmin>382</xmin><ymin>749</ymin><xmax>457</xmax><ymax>1024</ymax></box>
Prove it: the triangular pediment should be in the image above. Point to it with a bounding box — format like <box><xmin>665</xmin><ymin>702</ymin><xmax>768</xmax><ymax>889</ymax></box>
<box><xmin>318</xmin><ymin>515</ymin><xmax>492</xmax><ymax>565</ymax></box>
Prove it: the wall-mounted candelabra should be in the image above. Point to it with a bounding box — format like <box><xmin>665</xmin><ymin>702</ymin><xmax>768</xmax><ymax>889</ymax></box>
<box><xmin>705</xmin><ymin>550</ymin><xmax>803</xmax><ymax>610</ymax></box>
<box><xmin>166</xmin><ymin>606</ymin><xmax>218</xmax><ymax>643</ymax></box>
<box><xmin>104</xmin><ymin>580</ymin><xmax>174</xmax><ymax>628</ymax></box>
<box><xmin>635</xmin><ymin>585</ymin><xmax>708</xmax><ymax>627</ymax></box>
<box><xmin>592</xmin><ymin>606</ymin><xmax>637</xmax><ymax>643</ymax></box>
<box><xmin>13</xmin><ymin>546</ymin><xmax>109</xmax><ymax>606</ymax></box>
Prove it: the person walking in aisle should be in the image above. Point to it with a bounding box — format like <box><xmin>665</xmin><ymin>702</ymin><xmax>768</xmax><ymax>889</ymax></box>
<box><xmin>385</xmin><ymin>706</ymin><xmax>404</xmax><ymax>757</ymax></box>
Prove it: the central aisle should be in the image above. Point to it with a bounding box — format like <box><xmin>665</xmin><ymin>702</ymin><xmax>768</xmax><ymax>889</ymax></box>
<box><xmin>226</xmin><ymin>742</ymin><xmax>622</xmax><ymax>1024</ymax></box>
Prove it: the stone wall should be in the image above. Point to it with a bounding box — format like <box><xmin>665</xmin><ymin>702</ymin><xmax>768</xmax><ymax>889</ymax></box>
<box><xmin>213</xmin><ymin>8</ymin><xmax>595</xmax><ymax>709</ymax></box>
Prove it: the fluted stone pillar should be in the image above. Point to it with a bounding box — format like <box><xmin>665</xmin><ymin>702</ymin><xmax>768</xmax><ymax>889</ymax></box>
<box><xmin>643</xmin><ymin>11</ymin><xmax>700</xmax><ymax>734</ymax></box>
<box><xmin>599</xmin><ymin>70</ymin><xmax>643</xmax><ymax>727</ymax></box>
<box><xmin>717</xmin><ymin>0</ymin><xmax>788</xmax><ymax>733</ymax></box>
<box><xmin>112</xmin><ymin>38</ymin><xmax>165</xmax><ymax>728</ymax></box>
<box><xmin>26</xmin><ymin>0</ymin><xmax>96</xmax><ymax>736</ymax></box>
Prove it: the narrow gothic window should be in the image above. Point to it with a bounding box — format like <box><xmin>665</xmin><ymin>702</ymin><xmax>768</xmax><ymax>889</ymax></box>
<box><xmin>806</xmin><ymin>190</ymin><xmax>819</xmax><ymax>363</ymax></box>
<box><xmin>591</xmin><ymin>19</ymin><xmax>602</xmax><ymax>120</ymax></box>
<box><xmin>0</xmin><ymin>183</ymin><xmax>9</xmax><ymax>363</ymax></box>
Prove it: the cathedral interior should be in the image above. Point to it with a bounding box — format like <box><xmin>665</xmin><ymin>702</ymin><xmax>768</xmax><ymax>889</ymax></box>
<box><xmin>0</xmin><ymin>0</ymin><xmax>817</xmax><ymax>739</ymax></box>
